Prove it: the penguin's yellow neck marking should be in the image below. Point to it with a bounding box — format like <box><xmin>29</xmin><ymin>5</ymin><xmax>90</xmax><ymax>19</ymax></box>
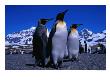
<box><xmin>56</xmin><ymin>21</ymin><xmax>66</xmax><ymax>28</ymax></box>
<box><xmin>71</xmin><ymin>28</ymin><xmax>77</xmax><ymax>33</ymax></box>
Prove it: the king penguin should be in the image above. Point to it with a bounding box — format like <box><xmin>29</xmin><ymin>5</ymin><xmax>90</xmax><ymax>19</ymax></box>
<box><xmin>47</xmin><ymin>10</ymin><xmax>68</xmax><ymax>68</ymax></box>
<box><xmin>32</xmin><ymin>18</ymin><xmax>52</xmax><ymax>67</ymax></box>
<box><xmin>67</xmin><ymin>24</ymin><xmax>82</xmax><ymax>61</ymax></box>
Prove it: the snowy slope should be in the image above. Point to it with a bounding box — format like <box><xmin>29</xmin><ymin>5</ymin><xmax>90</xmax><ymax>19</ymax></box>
<box><xmin>79</xmin><ymin>29</ymin><xmax>106</xmax><ymax>46</ymax></box>
<box><xmin>5</xmin><ymin>27</ymin><xmax>106</xmax><ymax>46</ymax></box>
<box><xmin>5</xmin><ymin>27</ymin><xmax>36</xmax><ymax>45</ymax></box>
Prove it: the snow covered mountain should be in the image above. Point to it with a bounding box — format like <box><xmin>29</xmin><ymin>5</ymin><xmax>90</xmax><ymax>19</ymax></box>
<box><xmin>79</xmin><ymin>28</ymin><xmax>106</xmax><ymax>46</ymax></box>
<box><xmin>5</xmin><ymin>27</ymin><xmax>106</xmax><ymax>46</ymax></box>
<box><xmin>5</xmin><ymin>27</ymin><xmax>36</xmax><ymax>45</ymax></box>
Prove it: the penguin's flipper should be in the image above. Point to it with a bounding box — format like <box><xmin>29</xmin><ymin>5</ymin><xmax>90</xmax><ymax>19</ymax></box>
<box><xmin>47</xmin><ymin>24</ymin><xmax>57</xmax><ymax>59</ymax></box>
<box><xmin>68</xmin><ymin>30</ymin><xmax>71</xmax><ymax>37</ymax></box>
<box><xmin>49</xmin><ymin>23</ymin><xmax>57</xmax><ymax>39</ymax></box>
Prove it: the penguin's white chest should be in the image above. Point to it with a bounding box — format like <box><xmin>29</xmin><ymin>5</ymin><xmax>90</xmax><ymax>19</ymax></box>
<box><xmin>52</xmin><ymin>27</ymin><xmax>68</xmax><ymax>59</ymax></box>
<box><xmin>69</xmin><ymin>31</ymin><xmax>79</xmax><ymax>39</ymax></box>
<box><xmin>68</xmin><ymin>31</ymin><xmax>79</xmax><ymax>56</ymax></box>
<box><xmin>52</xmin><ymin>28</ymin><xmax>68</xmax><ymax>50</ymax></box>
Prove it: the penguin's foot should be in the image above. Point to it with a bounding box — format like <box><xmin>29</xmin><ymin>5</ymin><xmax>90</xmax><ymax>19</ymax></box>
<box><xmin>70</xmin><ymin>57</ymin><xmax>79</xmax><ymax>62</ymax></box>
<box><xmin>33</xmin><ymin>60</ymin><xmax>37</xmax><ymax>67</ymax></box>
<box><xmin>73</xmin><ymin>57</ymin><xmax>79</xmax><ymax>62</ymax></box>
<box><xmin>71</xmin><ymin>59</ymin><xmax>74</xmax><ymax>62</ymax></box>
<box><xmin>58</xmin><ymin>61</ymin><xmax>63</xmax><ymax>68</ymax></box>
<box><xmin>53</xmin><ymin>64</ymin><xmax>59</xmax><ymax>69</ymax></box>
<box><xmin>33</xmin><ymin>62</ymin><xmax>38</xmax><ymax>67</ymax></box>
<box><xmin>64</xmin><ymin>56</ymin><xmax>69</xmax><ymax>59</ymax></box>
<box><xmin>52</xmin><ymin>62</ymin><xmax>63</xmax><ymax>69</ymax></box>
<box><xmin>39</xmin><ymin>61</ymin><xmax>47</xmax><ymax>68</ymax></box>
<box><xmin>45</xmin><ymin>60</ymin><xmax>52</xmax><ymax>68</ymax></box>
<box><xmin>34</xmin><ymin>60</ymin><xmax>43</xmax><ymax>67</ymax></box>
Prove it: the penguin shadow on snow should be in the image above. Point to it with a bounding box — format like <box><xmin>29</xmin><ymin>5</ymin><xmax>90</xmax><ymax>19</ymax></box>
<box><xmin>25</xmin><ymin>57</ymin><xmax>80</xmax><ymax>69</ymax></box>
<box><xmin>25</xmin><ymin>64</ymin><xmax>35</xmax><ymax>67</ymax></box>
<box><xmin>25</xmin><ymin>63</ymin><xmax>48</xmax><ymax>68</ymax></box>
<box><xmin>63</xmin><ymin>57</ymin><xmax>79</xmax><ymax>62</ymax></box>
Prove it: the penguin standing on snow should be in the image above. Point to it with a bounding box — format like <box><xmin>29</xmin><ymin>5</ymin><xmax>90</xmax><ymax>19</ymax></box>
<box><xmin>84</xmin><ymin>41</ymin><xmax>87</xmax><ymax>53</ymax></box>
<box><xmin>67</xmin><ymin>24</ymin><xmax>82</xmax><ymax>61</ymax></box>
<box><xmin>79</xmin><ymin>40</ymin><xmax>83</xmax><ymax>54</ymax></box>
<box><xmin>47</xmin><ymin>10</ymin><xmax>68</xmax><ymax>68</ymax></box>
<box><xmin>32</xmin><ymin>18</ymin><xmax>52</xmax><ymax>67</ymax></box>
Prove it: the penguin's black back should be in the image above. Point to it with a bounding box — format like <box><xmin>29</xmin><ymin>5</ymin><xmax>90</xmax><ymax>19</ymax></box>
<box><xmin>33</xmin><ymin>25</ymin><xmax>47</xmax><ymax>59</ymax></box>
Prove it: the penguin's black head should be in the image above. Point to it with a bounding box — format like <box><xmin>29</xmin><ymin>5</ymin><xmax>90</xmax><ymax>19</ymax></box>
<box><xmin>39</xmin><ymin>18</ymin><xmax>53</xmax><ymax>25</ymax></box>
<box><xmin>70</xmin><ymin>24</ymin><xmax>83</xmax><ymax>29</ymax></box>
<box><xmin>56</xmin><ymin>9</ymin><xmax>68</xmax><ymax>21</ymax></box>
<box><xmin>84</xmin><ymin>41</ymin><xmax>86</xmax><ymax>43</ymax></box>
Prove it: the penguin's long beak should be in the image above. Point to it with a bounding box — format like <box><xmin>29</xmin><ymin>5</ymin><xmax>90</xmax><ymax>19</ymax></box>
<box><xmin>38</xmin><ymin>20</ymin><xmax>41</xmax><ymax>26</ymax></box>
<box><xmin>45</xmin><ymin>18</ymin><xmax>53</xmax><ymax>22</ymax></box>
<box><xmin>62</xmin><ymin>9</ymin><xmax>69</xmax><ymax>15</ymax></box>
<box><xmin>46</xmin><ymin>18</ymin><xmax>54</xmax><ymax>22</ymax></box>
<box><xmin>77</xmin><ymin>24</ymin><xmax>83</xmax><ymax>27</ymax></box>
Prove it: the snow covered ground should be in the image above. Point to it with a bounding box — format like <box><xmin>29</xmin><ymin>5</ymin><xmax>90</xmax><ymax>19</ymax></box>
<box><xmin>5</xmin><ymin>53</ymin><xmax>106</xmax><ymax>70</ymax></box>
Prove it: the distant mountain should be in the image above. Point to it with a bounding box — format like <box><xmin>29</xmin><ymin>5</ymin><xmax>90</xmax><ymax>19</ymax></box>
<box><xmin>79</xmin><ymin>28</ymin><xmax>106</xmax><ymax>46</ymax></box>
<box><xmin>5</xmin><ymin>27</ymin><xmax>36</xmax><ymax>45</ymax></box>
<box><xmin>5</xmin><ymin>27</ymin><xmax>106</xmax><ymax>46</ymax></box>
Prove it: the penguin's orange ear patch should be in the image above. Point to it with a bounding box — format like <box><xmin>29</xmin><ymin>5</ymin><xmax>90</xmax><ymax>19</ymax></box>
<box><xmin>56</xmin><ymin>21</ymin><xmax>66</xmax><ymax>28</ymax></box>
<box><xmin>71</xmin><ymin>29</ymin><xmax>77</xmax><ymax>33</ymax></box>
